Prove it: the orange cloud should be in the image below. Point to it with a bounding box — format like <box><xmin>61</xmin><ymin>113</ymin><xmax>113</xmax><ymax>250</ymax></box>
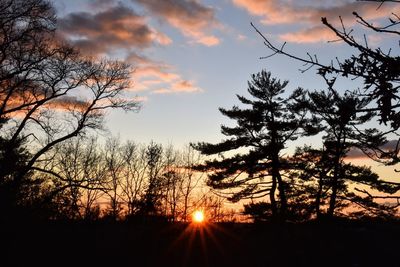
<box><xmin>172</xmin><ymin>80</ymin><xmax>203</xmax><ymax>93</ymax></box>
<box><xmin>233</xmin><ymin>0</ymin><xmax>400</xmax><ymax>43</ymax></box>
<box><xmin>47</xmin><ymin>96</ymin><xmax>90</xmax><ymax>111</ymax></box>
<box><xmin>3</xmin><ymin>94</ymin><xmax>91</xmax><ymax>120</ymax></box>
<box><xmin>58</xmin><ymin>2</ymin><xmax>207</xmax><ymax>96</ymax></box>
<box><xmin>152</xmin><ymin>80</ymin><xmax>202</xmax><ymax>94</ymax></box>
<box><xmin>58</xmin><ymin>3</ymin><xmax>171</xmax><ymax>56</ymax></box>
<box><xmin>280</xmin><ymin>26</ymin><xmax>337</xmax><ymax>43</ymax></box>
<box><xmin>196</xmin><ymin>35</ymin><xmax>220</xmax><ymax>47</ymax></box>
<box><xmin>134</xmin><ymin>66</ymin><xmax>180</xmax><ymax>82</ymax></box>
<box><xmin>127</xmin><ymin>52</ymin><xmax>203</xmax><ymax>94</ymax></box>
<box><xmin>132</xmin><ymin>0</ymin><xmax>221</xmax><ymax>46</ymax></box>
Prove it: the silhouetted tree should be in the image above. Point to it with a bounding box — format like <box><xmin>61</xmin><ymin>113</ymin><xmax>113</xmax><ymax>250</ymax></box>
<box><xmin>140</xmin><ymin>141</ymin><xmax>164</xmax><ymax>216</ymax></box>
<box><xmin>103</xmin><ymin>137</ymin><xmax>127</xmax><ymax>220</ymax></box>
<box><xmin>161</xmin><ymin>145</ymin><xmax>179</xmax><ymax>220</ymax></box>
<box><xmin>179</xmin><ymin>146</ymin><xmax>203</xmax><ymax>222</ymax></box>
<box><xmin>291</xmin><ymin>88</ymin><xmax>399</xmax><ymax>218</ymax></box>
<box><xmin>252</xmin><ymin>0</ymin><xmax>400</xmax><ymax>162</ymax></box>
<box><xmin>193</xmin><ymin>70</ymin><xmax>314</xmax><ymax>221</ymax></box>
<box><xmin>243</xmin><ymin>202</ymin><xmax>271</xmax><ymax>223</ymax></box>
<box><xmin>119</xmin><ymin>142</ymin><xmax>148</xmax><ymax>217</ymax></box>
<box><xmin>0</xmin><ymin>0</ymin><xmax>140</xmax><ymax>219</ymax></box>
<box><xmin>30</xmin><ymin>136</ymin><xmax>106</xmax><ymax>220</ymax></box>
<box><xmin>0</xmin><ymin>133</ymin><xmax>32</xmax><ymax>219</ymax></box>
<box><xmin>290</xmin><ymin>146</ymin><xmax>332</xmax><ymax>219</ymax></box>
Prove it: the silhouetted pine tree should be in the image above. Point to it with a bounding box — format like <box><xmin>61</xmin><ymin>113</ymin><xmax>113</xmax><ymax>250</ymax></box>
<box><xmin>252</xmin><ymin>1</ymin><xmax>400</xmax><ymax>163</ymax></box>
<box><xmin>293</xmin><ymin>88</ymin><xmax>400</xmax><ymax>219</ymax></box>
<box><xmin>192</xmin><ymin>70</ymin><xmax>316</xmax><ymax>221</ymax></box>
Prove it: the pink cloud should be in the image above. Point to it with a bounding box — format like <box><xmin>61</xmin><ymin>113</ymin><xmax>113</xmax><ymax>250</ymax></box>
<box><xmin>237</xmin><ymin>34</ymin><xmax>247</xmax><ymax>41</ymax></box>
<box><xmin>152</xmin><ymin>80</ymin><xmax>202</xmax><ymax>94</ymax></box>
<box><xmin>233</xmin><ymin>0</ymin><xmax>400</xmax><ymax>43</ymax></box>
<box><xmin>132</xmin><ymin>0</ymin><xmax>221</xmax><ymax>46</ymax></box>
<box><xmin>7</xmin><ymin>95</ymin><xmax>91</xmax><ymax>116</ymax></box>
<box><xmin>47</xmin><ymin>96</ymin><xmax>90</xmax><ymax>111</ymax></box>
<box><xmin>196</xmin><ymin>35</ymin><xmax>220</xmax><ymax>47</ymax></box>
<box><xmin>134</xmin><ymin>66</ymin><xmax>180</xmax><ymax>82</ymax></box>
<box><xmin>58</xmin><ymin>3</ymin><xmax>205</xmax><ymax>96</ymax></box>
<box><xmin>280</xmin><ymin>26</ymin><xmax>338</xmax><ymax>43</ymax></box>
<box><xmin>127</xmin><ymin>52</ymin><xmax>203</xmax><ymax>94</ymax></box>
<box><xmin>172</xmin><ymin>80</ymin><xmax>203</xmax><ymax>93</ymax></box>
<box><xmin>58</xmin><ymin>3</ymin><xmax>171</xmax><ymax>56</ymax></box>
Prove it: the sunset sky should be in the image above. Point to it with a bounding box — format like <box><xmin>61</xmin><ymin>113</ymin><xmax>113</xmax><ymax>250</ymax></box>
<box><xmin>52</xmin><ymin>0</ymin><xmax>399</xmax><ymax>153</ymax></box>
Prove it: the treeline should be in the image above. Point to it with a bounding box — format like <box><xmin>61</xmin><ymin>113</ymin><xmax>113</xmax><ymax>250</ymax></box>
<box><xmin>193</xmin><ymin>70</ymin><xmax>400</xmax><ymax>222</ymax></box>
<box><xmin>27</xmin><ymin>137</ymin><xmax>230</xmax><ymax>221</ymax></box>
<box><xmin>194</xmin><ymin>0</ymin><xmax>400</xmax><ymax>222</ymax></box>
<box><xmin>0</xmin><ymin>0</ymin><xmax>230</xmax><ymax>223</ymax></box>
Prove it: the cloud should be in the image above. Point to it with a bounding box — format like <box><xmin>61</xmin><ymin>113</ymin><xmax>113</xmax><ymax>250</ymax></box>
<box><xmin>58</xmin><ymin>3</ymin><xmax>204</xmax><ymax>96</ymax></box>
<box><xmin>232</xmin><ymin>0</ymin><xmax>400</xmax><ymax>43</ymax></box>
<box><xmin>127</xmin><ymin>52</ymin><xmax>203</xmax><ymax>94</ymax></box>
<box><xmin>134</xmin><ymin>66</ymin><xmax>180</xmax><ymax>82</ymax></box>
<box><xmin>346</xmin><ymin>148</ymin><xmax>367</xmax><ymax>159</ymax></box>
<box><xmin>87</xmin><ymin>0</ymin><xmax>117</xmax><ymax>10</ymax></box>
<box><xmin>135</xmin><ymin>96</ymin><xmax>149</xmax><ymax>103</ymax></box>
<box><xmin>7</xmin><ymin>94</ymin><xmax>90</xmax><ymax>116</ymax></box>
<box><xmin>58</xmin><ymin>3</ymin><xmax>171</xmax><ymax>56</ymax></box>
<box><xmin>47</xmin><ymin>96</ymin><xmax>90</xmax><ymax>111</ymax></box>
<box><xmin>132</xmin><ymin>0</ymin><xmax>221</xmax><ymax>46</ymax></box>
<box><xmin>2</xmin><ymin>87</ymin><xmax>89</xmax><ymax>114</ymax></box>
<box><xmin>280</xmin><ymin>26</ymin><xmax>337</xmax><ymax>43</ymax></box>
<box><xmin>152</xmin><ymin>80</ymin><xmax>202</xmax><ymax>94</ymax></box>
<box><xmin>346</xmin><ymin>140</ymin><xmax>400</xmax><ymax>159</ymax></box>
<box><xmin>153</xmin><ymin>80</ymin><xmax>202</xmax><ymax>94</ymax></box>
<box><xmin>237</xmin><ymin>34</ymin><xmax>247</xmax><ymax>41</ymax></box>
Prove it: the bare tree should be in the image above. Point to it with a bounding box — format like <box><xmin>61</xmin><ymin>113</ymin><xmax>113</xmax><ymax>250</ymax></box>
<box><xmin>140</xmin><ymin>141</ymin><xmax>164</xmax><ymax>216</ymax></box>
<box><xmin>119</xmin><ymin>143</ymin><xmax>204</xmax><ymax>221</ymax></box>
<box><xmin>0</xmin><ymin>0</ymin><xmax>140</xmax><ymax>218</ymax></box>
<box><xmin>119</xmin><ymin>142</ymin><xmax>148</xmax><ymax>217</ymax></box>
<box><xmin>33</xmin><ymin>136</ymin><xmax>106</xmax><ymax>219</ymax></box>
<box><xmin>161</xmin><ymin>145</ymin><xmax>180</xmax><ymax>220</ymax></box>
<box><xmin>179</xmin><ymin>145</ymin><xmax>203</xmax><ymax>222</ymax></box>
<box><xmin>103</xmin><ymin>137</ymin><xmax>125</xmax><ymax>220</ymax></box>
<box><xmin>79</xmin><ymin>138</ymin><xmax>106</xmax><ymax>220</ymax></box>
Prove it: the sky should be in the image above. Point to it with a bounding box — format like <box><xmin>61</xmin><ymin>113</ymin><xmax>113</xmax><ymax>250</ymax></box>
<box><xmin>51</xmin><ymin>0</ymin><xmax>399</xmax><ymax>155</ymax></box>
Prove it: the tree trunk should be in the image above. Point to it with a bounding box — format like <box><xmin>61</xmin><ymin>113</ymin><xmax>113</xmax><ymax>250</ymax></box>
<box><xmin>327</xmin><ymin>143</ymin><xmax>342</xmax><ymax>218</ymax></box>
<box><xmin>271</xmin><ymin>151</ymin><xmax>287</xmax><ymax>221</ymax></box>
<box><xmin>315</xmin><ymin>173</ymin><xmax>324</xmax><ymax>219</ymax></box>
<box><xmin>269</xmin><ymin>175</ymin><xmax>278</xmax><ymax>219</ymax></box>
<box><xmin>274</xmin><ymin>170</ymin><xmax>287</xmax><ymax>221</ymax></box>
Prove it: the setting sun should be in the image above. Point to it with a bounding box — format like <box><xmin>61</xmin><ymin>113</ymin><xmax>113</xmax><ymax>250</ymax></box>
<box><xmin>192</xmin><ymin>210</ymin><xmax>205</xmax><ymax>223</ymax></box>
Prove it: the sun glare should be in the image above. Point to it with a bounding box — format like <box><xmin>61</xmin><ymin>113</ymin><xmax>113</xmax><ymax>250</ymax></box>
<box><xmin>192</xmin><ymin>210</ymin><xmax>204</xmax><ymax>223</ymax></box>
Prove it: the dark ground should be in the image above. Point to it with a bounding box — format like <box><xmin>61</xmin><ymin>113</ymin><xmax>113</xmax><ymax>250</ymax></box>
<box><xmin>2</xmin><ymin>219</ymin><xmax>400</xmax><ymax>267</ymax></box>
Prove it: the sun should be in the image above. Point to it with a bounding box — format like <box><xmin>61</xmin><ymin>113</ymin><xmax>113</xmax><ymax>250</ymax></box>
<box><xmin>192</xmin><ymin>210</ymin><xmax>205</xmax><ymax>223</ymax></box>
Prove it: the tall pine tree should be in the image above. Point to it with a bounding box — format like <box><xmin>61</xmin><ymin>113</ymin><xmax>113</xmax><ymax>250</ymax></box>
<box><xmin>298</xmin><ymin>88</ymin><xmax>400</xmax><ymax>218</ymax></box>
<box><xmin>192</xmin><ymin>70</ymin><xmax>314</xmax><ymax>221</ymax></box>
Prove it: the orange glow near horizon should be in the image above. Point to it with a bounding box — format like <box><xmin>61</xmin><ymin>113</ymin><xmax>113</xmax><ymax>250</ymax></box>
<box><xmin>192</xmin><ymin>210</ymin><xmax>205</xmax><ymax>223</ymax></box>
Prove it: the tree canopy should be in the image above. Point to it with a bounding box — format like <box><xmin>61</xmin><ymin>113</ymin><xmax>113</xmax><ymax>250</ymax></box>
<box><xmin>0</xmin><ymin>0</ymin><xmax>140</xmax><ymax>220</ymax></box>
<box><xmin>193</xmin><ymin>70</ymin><xmax>315</xmax><ymax>220</ymax></box>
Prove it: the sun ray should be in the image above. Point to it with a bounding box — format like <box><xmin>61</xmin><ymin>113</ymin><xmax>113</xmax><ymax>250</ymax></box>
<box><xmin>192</xmin><ymin>210</ymin><xmax>205</xmax><ymax>223</ymax></box>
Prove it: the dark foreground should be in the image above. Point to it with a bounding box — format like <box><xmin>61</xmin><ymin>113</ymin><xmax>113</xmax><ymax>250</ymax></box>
<box><xmin>3</xmin><ymin>219</ymin><xmax>400</xmax><ymax>267</ymax></box>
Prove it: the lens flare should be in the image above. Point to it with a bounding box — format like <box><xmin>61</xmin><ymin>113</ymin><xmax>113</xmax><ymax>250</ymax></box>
<box><xmin>193</xmin><ymin>210</ymin><xmax>204</xmax><ymax>223</ymax></box>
